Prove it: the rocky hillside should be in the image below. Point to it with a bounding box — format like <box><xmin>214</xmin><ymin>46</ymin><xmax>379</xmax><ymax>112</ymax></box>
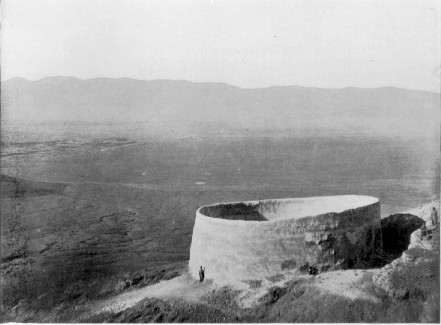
<box><xmin>82</xmin><ymin>201</ymin><xmax>440</xmax><ymax>323</ymax></box>
<box><xmin>3</xmin><ymin>195</ymin><xmax>438</xmax><ymax>322</ymax></box>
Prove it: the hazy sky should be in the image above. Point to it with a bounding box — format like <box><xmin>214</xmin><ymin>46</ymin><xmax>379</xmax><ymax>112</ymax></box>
<box><xmin>2</xmin><ymin>0</ymin><xmax>440</xmax><ymax>91</ymax></box>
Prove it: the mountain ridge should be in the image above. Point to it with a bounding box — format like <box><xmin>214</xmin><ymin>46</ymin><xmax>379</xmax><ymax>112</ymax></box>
<box><xmin>3</xmin><ymin>76</ymin><xmax>440</xmax><ymax>94</ymax></box>
<box><xmin>2</xmin><ymin>76</ymin><xmax>439</xmax><ymax>137</ymax></box>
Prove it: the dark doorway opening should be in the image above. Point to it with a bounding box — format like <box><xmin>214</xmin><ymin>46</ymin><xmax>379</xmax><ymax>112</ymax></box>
<box><xmin>375</xmin><ymin>213</ymin><xmax>425</xmax><ymax>267</ymax></box>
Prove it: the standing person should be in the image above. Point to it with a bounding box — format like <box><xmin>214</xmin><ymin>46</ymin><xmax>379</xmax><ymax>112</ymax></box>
<box><xmin>420</xmin><ymin>222</ymin><xmax>427</xmax><ymax>238</ymax></box>
<box><xmin>199</xmin><ymin>266</ymin><xmax>205</xmax><ymax>282</ymax></box>
<box><xmin>426</xmin><ymin>207</ymin><xmax>438</xmax><ymax>239</ymax></box>
<box><xmin>431</xmin><ymin>207</ymin><xmax>438</xmax><ymax>227</ymax></box>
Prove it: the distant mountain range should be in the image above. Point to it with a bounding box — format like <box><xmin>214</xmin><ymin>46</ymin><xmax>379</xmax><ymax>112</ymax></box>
<box><xmin>1</xmin><ymin>76</ymin><xmax>439</xmax><ymax>136</ymax></box>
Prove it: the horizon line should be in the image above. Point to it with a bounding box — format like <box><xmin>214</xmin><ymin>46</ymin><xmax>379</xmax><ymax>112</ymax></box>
<box><xmin>2</xmin><ymin>75</ymin><xmax>440</xmax><ymax>94</ymax></box>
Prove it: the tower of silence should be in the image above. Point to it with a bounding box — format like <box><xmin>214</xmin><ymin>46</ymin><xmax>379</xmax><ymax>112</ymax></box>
<box><xmin>189</xmin><ymin>195</ymin><xmax>382</xmax><ymax>284</ymax></box>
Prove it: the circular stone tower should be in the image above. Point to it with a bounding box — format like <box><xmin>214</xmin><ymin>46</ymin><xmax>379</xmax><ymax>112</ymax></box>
<box><xmin>189</xmin><ymin>195</ymin><xmax>381</xmax><ymax>284</ymax></box>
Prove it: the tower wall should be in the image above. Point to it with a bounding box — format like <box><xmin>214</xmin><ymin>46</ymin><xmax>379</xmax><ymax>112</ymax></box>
<box><xmin>189</xmin><ymin>195</ymin><xmax>381</xmax><ymax>284</ymax></box>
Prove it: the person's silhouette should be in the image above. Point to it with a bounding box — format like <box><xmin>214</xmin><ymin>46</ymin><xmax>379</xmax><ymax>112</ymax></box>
<box><xmin>199</xmin><ymin>266</ymin><xmax>205</xmax><ymax>282</ymax></box>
